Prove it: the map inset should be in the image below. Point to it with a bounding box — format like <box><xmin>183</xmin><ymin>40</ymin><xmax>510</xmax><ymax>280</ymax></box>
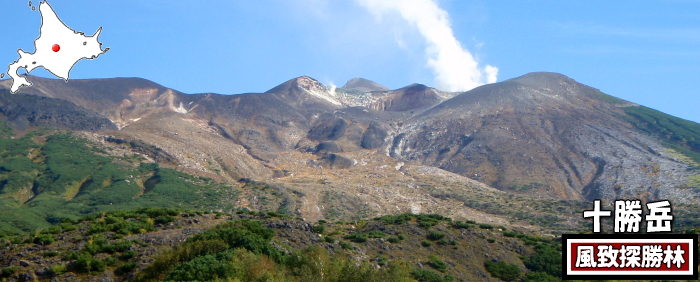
<box><xmin>6</xmin><ymin>1</ymin><xmax>108</xmax><ymax>93</ymax></box>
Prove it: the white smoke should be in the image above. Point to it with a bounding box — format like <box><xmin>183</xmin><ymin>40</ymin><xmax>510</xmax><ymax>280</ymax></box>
<box><xmin>328</xmin><ymin>81</ymin><xmax>337</xmax><ymax>95</ymax></box>
<box><xmin>355</xmin><ymin>0</ymin><xmax>497</xmax><ymax>92</ymax></box>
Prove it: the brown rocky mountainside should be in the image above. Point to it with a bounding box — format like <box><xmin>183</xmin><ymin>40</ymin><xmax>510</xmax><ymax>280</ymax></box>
<box><xmin>0</xmin><ymin>73</ymin><xmax>698</xmax><ymax>227</ymax></box>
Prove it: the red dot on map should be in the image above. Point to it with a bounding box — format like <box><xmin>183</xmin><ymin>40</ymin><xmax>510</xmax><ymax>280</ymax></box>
<box><xmin>52</xmin><ymin>44</ymin><xmax>60</xmax><ymax>52</ymax></box>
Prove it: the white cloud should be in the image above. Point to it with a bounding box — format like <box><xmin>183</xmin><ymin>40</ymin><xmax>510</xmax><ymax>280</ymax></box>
<box><xmin>356</xmin><ymin>0</ymin><xmax>497</xmax><ymax>92</ymax></box>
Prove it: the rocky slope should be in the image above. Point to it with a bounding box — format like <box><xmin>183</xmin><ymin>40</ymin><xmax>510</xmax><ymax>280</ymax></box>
<box><xmin>0</xmin><ymin>72</ymin><xmax>698</xmax><ymax>229</ymax></box>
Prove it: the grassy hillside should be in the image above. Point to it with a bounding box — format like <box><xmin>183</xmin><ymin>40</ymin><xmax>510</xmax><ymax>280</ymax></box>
<box><xmin>0</xmin><ymin>209</ymin><xmax>563</xmax><ymax>282</ymax></box>
<box><xmin>0</xmin><ymin>124</ymin><xmax>238</xmax><ymax>235</ymax></box>
<box><xmin>622</xmin><ymin>105</ymin><xmax>700</xmax><ymax>167</ymax></box>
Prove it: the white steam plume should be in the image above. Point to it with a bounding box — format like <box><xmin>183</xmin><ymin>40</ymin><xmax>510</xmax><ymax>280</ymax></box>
<box><xmin>356</xmin><ymin>0</ymin><xmax>497</xmax><ymax>92</ymax></box>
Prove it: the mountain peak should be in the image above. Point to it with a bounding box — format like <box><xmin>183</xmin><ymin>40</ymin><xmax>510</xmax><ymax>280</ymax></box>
<box><xmin>341</xmin><ymin>78</ymin><xmax>390</xmax><ymax>92</ymax></box>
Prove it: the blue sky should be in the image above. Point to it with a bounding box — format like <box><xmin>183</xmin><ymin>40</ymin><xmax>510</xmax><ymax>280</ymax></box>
<box><xmin>2</xmin><ymin>0</ymin><xmax>699</xmax><ymax>123</ymax></box>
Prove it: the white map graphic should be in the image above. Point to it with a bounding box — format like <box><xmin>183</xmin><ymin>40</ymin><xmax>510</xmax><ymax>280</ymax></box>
<box><xmin>6</xmin><ymin>1</ymin><xmax>108</xmax><ymax>93</ymax></box>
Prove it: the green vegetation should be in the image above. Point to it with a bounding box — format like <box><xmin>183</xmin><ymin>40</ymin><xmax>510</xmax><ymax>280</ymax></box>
<box><xmin>1</xmin><ymin>266</ymin><xmax>19</xmax><ymax>277</ymax></box>
<box><xmin>411</xmin><ymin>268</ymin><xmax>454</xmax><ymax>282</ymax></box>
<box><xmin>523</xmin><ymin>245</ymin><xmax>562</xmax><ymax>277</ymax></box>
<box><xmin>132</xmin><ymin>218</ymin><xmax>451</xmax><ymax>282</ymax></box>
<box><xmin>426</xmin><ymin>231</ymin><xmax>445</xmax><ymax>241</ymax></box>
<box><xmin>48</xmin><ymin>264</ymin><xmax>67</xmax><ymax>276</ymax></box>
<box><xmin>312</xmin><ymin>224</ymin><xmax>325</xmax><ymax>234</ymax></box>
<box><xmin>375</xmin><ymin>213</ymin><xmax>451</xmax><ymax>228</ymax></box>
<box><xmin>484</xmin><ymin>260</ymin><xmax>520</xmax><ymax>281</ymax></box>
<box><xmin>0</xmin><ymin>132</ymin><xmax>238</xmax><ymax>234</ymax></box>
<box><xmin>427</xmin><ymin>255</ymin><xmax>447</xmax><ymax>272</ymax></box>
<box><xmin>623</xmin><ymin>105</ymin><xmax>700</xmax><ymax>165</ymax></box>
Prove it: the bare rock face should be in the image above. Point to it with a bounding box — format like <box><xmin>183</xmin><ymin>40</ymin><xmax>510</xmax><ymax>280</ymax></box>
<box><xmin>341</xmin><ymin>78</ymin><xmax>390</xmax><ymax>92</ymax></box>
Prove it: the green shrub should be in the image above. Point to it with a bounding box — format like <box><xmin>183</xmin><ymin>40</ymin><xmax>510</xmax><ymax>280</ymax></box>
<box><xmin>120</xmin><ymin>250</ymin><xmax>136</xmax><ymax>261</ymax></box>
<box><xmin>411</xmin><ymin>268</ymin><xmax>453</xmax><ymax>282</ymax></box>
<box><xmin>312</xmin><ymin>224</ymin><xmax>325</xmax><ymax>234</ymax></box>
<box><xmin>376</xmin><ymin>255</ymin><xmax>388</xmax><ymax>266</ymax></box>
<box><xmin>421</xmin><ymin>240</ymin><xmax>432</xmax><ymax>247</ymax></box>
<box><xmin>503</xmin><ymin>230</ymin><xmax>518</xmax><ymax>237</ymax></box>
<box><xmin>104</xmin><ymin>216</ymin><xmax>123</xmax><ymax>224</ymax></box>
<box><xmin>104</xmin><ymin>256</ymin><xmax>119</xmax><ymax>266</ymax></box>
<box><xmin>368</xmin><ymin>231</ymin><xmax>387</xmax><ymax>238</ymax></box>
<box><xmin>60</xmin><ymin>223</ymin><xmax>78</xmax><ymax>232</ymax></box>
<box><xmin>43</xmin><ymin>251</ymin><xmax>60</xmax><ymax>257</ymax></box>
<box><xmin>437</xmin><ymin>239</ymin><xmax>449</xmax><ymax>245</ymax></box>
<box><xmin>478</xmin><ymin>224</ymin><xmax>494</xmax><ymax>230</ymax></box>
<box><xmin>115</xmin><ymin>261</ymin><xmax>138</xmax><ymax>276</ymax></box>
<box><xmin>427</xmin><ymin>255</ymin><xmax>447</xmax><ymax>272</ymax></box>
<box><xmin>43</xmin><ymin>225</ymin><xmax>63</xmax><ymax>234</ymax></box>
<box><xmin>49</xmin><ymin>264</ymin><xmax>67</xmax><ymax>276</ymax></box>
<box><xmin>487</xmin><ymin>238</ymin><xmax>496</xmax><ymax>243</ymax></box>
<box><xmin>99</xmin><ymin>241</ymin><xmax>133</xmax><ymax>253</ymax></box>
<box><xmin>397</xmin><ymin>234</ymin><xmax>406</xmax><ymax>240</ymax></box>
<box><xmin>63</xmin><ymin>251</ymin><xmax>79</xmax><ymax>260</ymax></box>
<box><xmin>343</xmin><ymin>233</ymin><xmax>368</xmax><ymax>243</ymax></box>
<box><xmin>9</xmin><ymin>236</ymin><xmax>23</xmax><ymax>244</ymax></box>
<box><xmin>427</xmin><ymin>231</ymin><xmax>445</xmax><ymax>241</ymax></box>
<box><xmin>323</xmin><ymin>236</ymin><xmax>336</xmax><ymax>243</ymax></box>
<box><xmin>523</xmin><ymin>245</ymin><xmax>561</xmax><ymax>277</ymax></box>
<box><xmin>33</xmin><ymin>234</ymin><xmax>55</xmax><ymax>245</ymax></box>
<box><xmin>387</xmin><ymin>236</ymin><xmax>400</xmax><ymax>243</ymax></box>
<box><xmin>74</xmin><ymin>253</ymin><xmax>106</xmax><ymax>273</ymax></box>
<box><xmin>1</xmin><ymin>266</ymin><xmax>19</xmax><ymax>277</ymax></box>
<box><xmin>154</xmin><ymin>215</ymin><xmax>176</xmax><ymax>224</ymax></box>
<box><xmin>451</xmin><ymin>221</ymin><xmax>471</xmax><ymax>229</ymax></box>
<box><xmin>340</xmin><ymin>241</ymin><xmax>354</xmax><ymax>250</ymax></box>
<box><xmin>521</xmin><ymin>271</ymin><xmax>560</xmax><ymax>282</ymax></box>
<box><xmin>484</xmin><ymin>260</ymin><xmax>520</xmax><ymax>281</ymax></box>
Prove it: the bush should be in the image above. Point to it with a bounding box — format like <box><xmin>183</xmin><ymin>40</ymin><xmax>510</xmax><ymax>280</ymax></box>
<box><xmin>99</xmin><ymin>241</ymin><xmax>133</xmax><ymax>253</ymax></box>
<box><xmin>43</xmin><ymin>251</ymin><xmax>60</xmax><ymax>257</ymax></box>
<box><xmin>9</xmin><ymin>236</ymin><xmax>23</xmax><ymax>244</ymax></box>
<box><xmin>33</xmin><ymin>234</ymin><xmax>55</xmax><ymax>245</ymax></box>
<box><xmin>484</xmin><ymin>260</ymin><xmax>520</xmax><ymax>281</ymax></box>
<box><xmin>115</xmin><ymin>261</ymin><xmax>138</xmax><ymax>276</ymax></box>
<box><xmin>343</xmin><ymin>233</ymin><xmax>368</xmax><ymax>243</ymax></box>
<box><xmin>324</xmin><ymin>236</ymin><xmax>336</xmax><ymax>243</ymax></box>
<box><xmin>154</xmin><ymin>215</ymin><xmax>176</xmax><ymax>224</ymax></box>
<box><xmin>368</xmin><ymin>231</ymin><xmax>387</xmax><ymax>238</ymax></box>
<box><xmin>387</xmin><ymin>236</ymin><xmax>400</xmax><ymax>243</ymax></box>
<box><xmin>397</xmin><ymin>234</ymin><xmax>406</xmax><ymax>240</ymax></box>
<box><xmin>312</xmin><ymin>224</ymin><xmax>325</xmax><ymax>234</ymax></box>
<box><xmin>524</xmin><ymin>245</ymin><xmax>561</xmax><ymax>277</ymax></box>
<box><xmin>451</xmin><ymin>221</ymin><xmax>471</xmax><ymax>229</ymax></box>
<box><xmin>421</xmin><ymin>240</ymin><xmax>432</xmax><ymax>247</ymax></box>
<box><xmin>49</xmin><ymin>264</ymin><xmax>67</xmax><ymax>276</ymax></box>
<box><xmin>120</xmin><ymin>250</ymin><xmax>136</xmax><ymax>261</ymax></box>
<box><xmin>376</xmin><ymin>255</ymin><xmax>388</xmax><ymax>266</ymax></box>
<box><xmin>478</xmin><ymin>224</ymin><xmax>494</xmax><ymax>230</ymax></box>
<box><xmin>427</xmin><ymin>231</ymin><xmax>445</xmax><ymax>241</ymax></box>
<box><xmin>437</xmin><ymin>239</ymin><xmax>449</xmax><ymax>245</ymax></box>
<box><xmin>427</xmin><ymin>255</ymin><xmax>447</xmax><ymax>272</ymax></box>
<box><xmin>487</xmin><ymin>238</ymin><xmax>496</xmax><ymax>243</ymax></box>
<box><xmin>1</xmin><ymin>266</ymin><xmax>19</xmax><ymax>277</ymax></box>
<box><xmin>503</xmin><ymin>230</ymin><xmax>518</xmax><ymax>237</ymax></box>
<box><xmin>74</xmin><ymin>253</ymin><xmax>106</xmax><ymax>273</ymax></box>
<box><xmin>411</xmin><ymin>268</ymin><xmax>453</xmax><ymax>282</ymax></box>
<box><xmin>521</xmin><ymin>271</ymin><xmax>560</xmax><ymax>282</ymax></box>
<box><xmin>104</xmin><ymin>256</ymin><xmax>119</xmax><ymax>266</ymax></box>
<box><xmin>340</xmin><ymin>241</ymin><xmax>354</xmax><ymax>250</ymax></box>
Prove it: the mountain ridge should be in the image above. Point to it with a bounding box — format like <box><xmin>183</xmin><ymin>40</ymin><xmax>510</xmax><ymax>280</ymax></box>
<box><xmin>0</xmin><ymin>72</ymin><xmax>698</xmax><ymax>229</ymax></box>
